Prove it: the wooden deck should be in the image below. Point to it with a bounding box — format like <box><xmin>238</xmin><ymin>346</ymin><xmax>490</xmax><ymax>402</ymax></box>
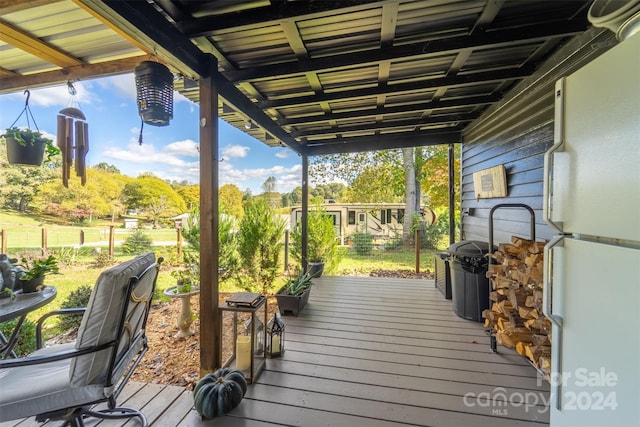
<box><xmin>2</xmin><ymin>276</ymin><xmax>549</xmax><ymax>426</ymax></box>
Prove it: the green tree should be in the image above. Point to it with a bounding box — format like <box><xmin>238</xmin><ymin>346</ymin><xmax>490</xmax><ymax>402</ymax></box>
<box><xmin>121</xmin><ymin>175</ymin><xmax>186</xmax><ymax>224</ymax></box>
<box><xmin>343</xmin><ymin>164</ymin><xmax>400</xmax><ymax>203</ymax></box>
<box><xmin>236</xmin><ymin>199</ymin><xmax>285</xmax><ymax>294</ymax></box>
<box><xmin>219</xmin><ymin>183</ymin><xmax>244</xmax><ymax>218</ymax></box>
<box><xmin>37</xmin><ymin>168</ymin><xmax>125</xmax><ymax>221</ymax></box>
<box><xmin>311</xmin><ymin>146</ymin><xmax>458</xmax><ymax>242</ymax></box>
<box><xmin>261</xmin><ymin>176</ymin><xmax>281</xmax><ymax>208</ymax></box>
<box><xmin>177</xmin><ymin>184</ymin><xmax>200</xmax><ymax>211</ymax></box>
<box><xmin>94</xmin><ymin>162</ymin><xmax>121</xmax><ymax>174</ymax></box>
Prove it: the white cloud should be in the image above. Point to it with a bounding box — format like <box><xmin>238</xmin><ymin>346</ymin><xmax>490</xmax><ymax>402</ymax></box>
<box><xmin>164</xmin><ymin>139</ymin><xmax>199</xmax><ymax>157</ymax></box>
<box><xmin>275</xmin><ymin>150</ymin><xmax>289</xmax><ymax>159</ymax></box>
<box><xmin>221</xmin><ymin>144</ymin><xmax>249</xmax><ymax>159</ymax></box>
<box><xmin>97</xmin><ymin>74</ymin><xmax>136</xmax><ymax>100</ymax></box>
<box><xmin>4</xmin><ymin>81</ymin><xmax>96</xmax><ymax>108</ymax></box>
<box><xmin>102</xmin><ymin>138</ymin><xmax>188</xmax><ymax>167</ymax></box>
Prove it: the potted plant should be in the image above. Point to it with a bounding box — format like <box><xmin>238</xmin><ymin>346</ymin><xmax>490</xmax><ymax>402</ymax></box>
<box><xmin>290</xmin><ymin>203</ymin><xmax>342</xmax><ymax>278</ymax></box>
<box><xmin>168</xmin><ymin>255</ymin><xmax>200</xmax><ymax>294</ymax></box>
<box><xmin>17</xmin><ymin>254</ymin><xmax>60</xmax><ymax>293</ymax></box>
<box><xmin>2</xmin><ymin>127</ymin><xmax>60</xmax><ymax>166</ymax></box>
<box><xmin>275</xmin><ymin>269</ymin><xmax>313</xmax><ymax>316</ymax></box>
<box><xmin>165</xmin><ymin>254</ymin><xmax>200</xmax><ymax>337</ymax></box>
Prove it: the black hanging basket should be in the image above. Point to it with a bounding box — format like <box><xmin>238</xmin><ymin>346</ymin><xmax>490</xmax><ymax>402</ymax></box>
<box><xmin>5</xmin><ymin>136</ymin><xmax>46</xmax><ymax>166</ymax></box>
<box><xmin>135</xmin><ymin>61</ymin><xmax>174</xmax><ymax>126</ymax></box>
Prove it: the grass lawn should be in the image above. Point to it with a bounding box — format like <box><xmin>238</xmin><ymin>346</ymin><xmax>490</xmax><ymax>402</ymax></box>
<box><xmin>1</xmin><ymin>209</ymin><xmax>178</xmax><ymax>250</ymax></box>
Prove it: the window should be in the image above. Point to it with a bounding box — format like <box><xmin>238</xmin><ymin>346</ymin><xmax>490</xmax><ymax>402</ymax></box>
<box><xmin>348</xmin><ymin>210</ymin><xmax>356</xmax><ymax>225</ymax></box>
<box><xmin>398</xmin><ymin>209</ymin><xmax>404</xmax><ymax>224</ymax></box>
<box><xmin>380</xmin><ymin>210</ymin><xmax>387</xmax><ymax>225</ymax></box>
<box><xmin>358</xmin><ymin>213</ymin><xmax>365</xmax><ymax>223</ymax></box>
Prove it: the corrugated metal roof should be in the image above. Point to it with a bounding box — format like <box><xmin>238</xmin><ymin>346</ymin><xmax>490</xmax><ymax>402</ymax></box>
<box><xmin>0</xmin><ymin>0</ymin><xmax>594</xmax><ymax>155</ymax></box>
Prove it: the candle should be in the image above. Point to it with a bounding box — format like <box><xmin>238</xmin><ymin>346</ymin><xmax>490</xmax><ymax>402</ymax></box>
<box><xmin>236</xmin><ymin>336</ymin><xmax>251</xmax><ymax>371</ymax></box>
<box><xmin>272</xmin><ymin>335</ymin><xmax>280</xmax><ymax>353</ymax></box>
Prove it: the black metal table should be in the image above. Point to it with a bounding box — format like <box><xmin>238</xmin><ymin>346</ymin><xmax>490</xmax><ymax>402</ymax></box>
<box><xmin>0</xmin><ymin>286</ymin><xmax>57</xmax><ymax>358</ymax></box>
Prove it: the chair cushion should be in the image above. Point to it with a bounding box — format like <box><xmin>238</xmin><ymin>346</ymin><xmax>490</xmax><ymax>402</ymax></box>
<box><xmin>0</xmin><ymin>344</ymin><xmax>103</xmax><ymax>421</ymax></box>
<box><xmin>70</xmin><ymin>252</ymin><xmax>155</xmax><ymax>387</ymax></box>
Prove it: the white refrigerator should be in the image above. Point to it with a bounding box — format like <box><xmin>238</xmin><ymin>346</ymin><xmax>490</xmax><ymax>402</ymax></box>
<box><xmin>543</xmin><ymin>31</ymin><xmax>640</xmax><ymax>427</ymax></box>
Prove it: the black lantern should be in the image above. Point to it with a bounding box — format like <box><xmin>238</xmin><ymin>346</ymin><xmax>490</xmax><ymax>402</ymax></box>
<box><xmin>244</xmin><ymin>315</ymin><xmax>265</xmax><ymax>354</ymax></box>
<box><xmin>267</xmin><ymin>313</ymin><xmax>285</xmax><ymax>358</ymax></box>
<box><xmin>134</xmin><ymin>61</ymin><xmax>173</xmax><ymax>126</ymax></box>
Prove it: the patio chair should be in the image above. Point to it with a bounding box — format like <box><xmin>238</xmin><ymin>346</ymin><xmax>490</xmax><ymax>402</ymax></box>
<box><xmin>0</xmin><ymin>252</ymin><xmax>162</xmax><ymax>426</ymax></box>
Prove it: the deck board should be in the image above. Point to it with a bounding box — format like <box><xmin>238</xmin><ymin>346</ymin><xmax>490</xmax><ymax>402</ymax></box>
<box><xmin>3</xmin><ymin>276</ymin><xmax>549</xmax><ymax>426</ymax></box>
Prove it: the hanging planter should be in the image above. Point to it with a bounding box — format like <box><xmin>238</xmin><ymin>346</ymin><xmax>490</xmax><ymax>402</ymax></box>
<box><xmin>135</xmin><ymin>61</ymin><xmax>174</xmax><ymax>126</ymax></box>
<box><xmin>3</xmin><ymin>127</ymin><xmax>54</xmax><ymax>166</ymax></box>
<box><xmin>3</xmin><ymin>90</ymin><xmax>59</xmax><ymax>166</ymax></box>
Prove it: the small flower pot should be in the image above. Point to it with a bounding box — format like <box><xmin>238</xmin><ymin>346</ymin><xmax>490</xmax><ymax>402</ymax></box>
<box><xmin>19</xmin><ymin>276</ymin><xmax>45</xmax><ymax>293</ymax></box>
<box><xmin>308</xmin><ymin>262</ymin><xmax>324</xmax><ymax>278</ymax></box>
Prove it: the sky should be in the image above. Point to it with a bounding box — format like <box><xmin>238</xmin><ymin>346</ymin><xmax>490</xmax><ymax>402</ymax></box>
<box><xmin>0</xmin><ymin>74</ymin><xmax>303</xmax><ymax>194</ymax></box>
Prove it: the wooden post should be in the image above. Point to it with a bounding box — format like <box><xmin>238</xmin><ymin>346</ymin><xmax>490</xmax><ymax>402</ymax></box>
<box><xmin>41</xmin><ymin>228</ymin><xmax>47</xmax><ymax>255</ymax></box>
<box><xmin>415</xmin><ymin>229</ymin><xmax>420</xmax><ymax>273</ymax></box>
<box><xmin>79</xmin><ymin>230</ymin><xmax>85</xmax><ymax>246</ymax></box>
<box><xmin>109</xmin><ymin>225</ymin><xmax>115</xmax><ymax>257</ymax></box>
<box><xmin>176</xmin><ymin>227</ymin><xmax>182</xmax><ymax>259</ymax></box>
<box><xmin>1</xmin><ymin>229</ymin><xmax>6</xmax><ymax>253</ymax></box>
<box><xmin>199</xmin><ymin>55</ymin><xmax>220</xmax><ymax>375</ymax></box>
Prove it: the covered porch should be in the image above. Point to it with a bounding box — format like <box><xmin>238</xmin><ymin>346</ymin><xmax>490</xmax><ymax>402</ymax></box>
<box><xmin>1</xmin><ymin>276</ymin><xmax>548</xmax><ymax>427</ymax></box>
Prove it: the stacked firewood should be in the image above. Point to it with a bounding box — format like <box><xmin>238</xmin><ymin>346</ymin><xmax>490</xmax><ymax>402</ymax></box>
<box><xmin>483</xmin><ymin>236</ymin><xmax>552</xmax><ymax>379</ymax></box>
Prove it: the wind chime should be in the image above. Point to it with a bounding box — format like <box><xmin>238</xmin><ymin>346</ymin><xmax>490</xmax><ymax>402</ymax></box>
<box><xmin>57</xmin><ymin>81</ymin><xmax>89</xmax><ymax>187</ymax></box>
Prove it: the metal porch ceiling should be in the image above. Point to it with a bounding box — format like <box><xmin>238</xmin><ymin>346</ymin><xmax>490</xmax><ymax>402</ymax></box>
<box><xmin>0</xmin><ymin>0</ymin><xmax>593</xmax><ymax>156</ymax></box>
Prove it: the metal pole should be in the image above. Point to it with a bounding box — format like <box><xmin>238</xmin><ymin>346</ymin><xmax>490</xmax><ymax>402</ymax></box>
<box><xmin>301</xmin><ymin>155</ymin><xmax>309</xmax><ymax>273</ymax></box>
<box><xmin>448</xmin><ymin>143</ymin><xmax>456</xmax><ymax>245</ymax></box>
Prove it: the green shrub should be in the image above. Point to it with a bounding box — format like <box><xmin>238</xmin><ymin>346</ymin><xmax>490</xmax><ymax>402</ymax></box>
<box><xmin>352</xmin><ymin>230</ymin><xmax>373</xmax><ymax>255</ymax></box>
<box><xmin>121</xmin><ymin>229</ymin><xmax>153</xmax><ymax>254</ymax></box>
<box><xmin>92</xmin><ymin>250</ymin><xmax>115</xmax><ymax>268</ymax></box>
<box><xmin>411</xmin><ymin>212</ymin><xmax>448</xmax><ymax>249</ymax></box>
<box><xmin>236</xmin><ymin>199</ymin><xmax>285</xmax><ymax>294</ymax></box>
<box><xmin>57</xmin><ymin>284</ymin><xmax>93</xmax><ymax>332</ymax></box>
<box><xmin>290</xmin><ymin>203</ymin><xmax>342</xmax><ymax>273</ymax></box>
<box><xmin>0</xmin><ymin>318</ymin><xmax>36</xmax><ymax>357</ymax></box>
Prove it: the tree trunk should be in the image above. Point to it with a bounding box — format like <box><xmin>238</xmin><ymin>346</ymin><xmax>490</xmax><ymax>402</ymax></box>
<box><xmin>402</xmin><ymin>147</ymin><xmax>417</xmax><ymax>243</ymax></box>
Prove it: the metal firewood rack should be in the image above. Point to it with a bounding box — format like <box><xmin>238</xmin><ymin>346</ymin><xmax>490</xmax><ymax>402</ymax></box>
<box><xmin>488</xmin><ymin>203</ymin><xmax>536</xmax><ymax>353</ymax></box>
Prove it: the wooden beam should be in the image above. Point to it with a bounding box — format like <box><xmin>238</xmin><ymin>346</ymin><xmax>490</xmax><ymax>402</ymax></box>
<box><xmin>306</xmin><ymin>128</ymin><xmax>462</xmax><ymax>156</ymax></box>
<box><xmin>199</xmin><ymin>55</ymin><xmax>220</xmax><ymax>375</ymax></box>
<box><xmin>0</xmin><ymin>55</ymin><xmax>147</xmax><ymax>94</ymax></box>
<box><xmin>212</xmin><ymin>72</ymin><xmax>306</xmax><ymax>155</ymax></box>
<box><xmin>0</xmin><ymin>18</ymin><xmax>84</xmax><ymax>68</ymax></box>
<box><xmin>76</xmin><ymin>0</ymin><xmax>207</xmax><ymax>78</ymax></box>
<box><xmin>0</xmin><ymin>0</ymin><xmax>59</xmax><ymax>14</ymax></box>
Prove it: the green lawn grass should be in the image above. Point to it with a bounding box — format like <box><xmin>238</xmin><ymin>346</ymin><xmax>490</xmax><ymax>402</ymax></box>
<box><xmin>1</xmin><ymin>209</ymin><xmax>178</xmax><ymax>250</ymax></box>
